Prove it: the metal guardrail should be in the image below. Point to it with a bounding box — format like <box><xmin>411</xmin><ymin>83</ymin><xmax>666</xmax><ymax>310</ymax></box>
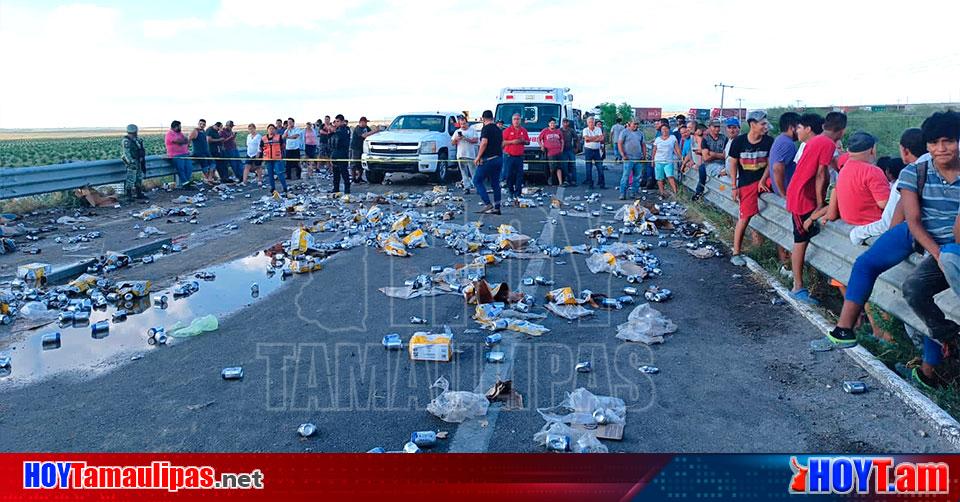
<box><xmin>679</xmin><ymin>172</ymin><xmax>960</xmax><ymax>335</ymax></box>
<box><xmin>1</xmin><ymin>155</ymin><xmax>183</xmax><ymax>199</ymax></box>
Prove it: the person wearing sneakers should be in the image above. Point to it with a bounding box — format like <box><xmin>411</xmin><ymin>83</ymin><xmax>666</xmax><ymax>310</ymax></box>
<box><xmin>618</xmin><ymin>120</ymin><xmax>647</xmax><ymax>199</ymax></box>
<box><xmin>826</xmin><ymin>113</ymin><xmax>960</xmax><ymax>394</ymax></box>
<box><xmin>651</xmin><ymin>124</ymin><xmax>681</xmax><ymax>197</ymax></box>
<box><xmin>785</xmin><ymin>111</ymin><xmax>847</xmax><ymax>305</ymax></box>
<box><xmin>260</xmin><ymin>123</ymin><xmax>287</xmax><ymax>196</ymax></box>
<box><xmin>452</xmin><ymin>116</ymin><xmax>479</xmax><ymax>194</ymax></box>
<box><xmin>727</xmin><ymin>110</ymin><xmax>774</xmax><ymax>266</ymax></box>
<box><xmin>473</xmin><ymin>110</ymin><xmax>504</xmax><ymax>215</ymax></box>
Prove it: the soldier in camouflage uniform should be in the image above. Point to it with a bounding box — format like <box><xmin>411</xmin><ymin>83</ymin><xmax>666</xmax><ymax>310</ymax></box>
<box><xmin>121</xmin><ymin>124</ymin><xmax>147</xmax><ymax>202</ymax></box>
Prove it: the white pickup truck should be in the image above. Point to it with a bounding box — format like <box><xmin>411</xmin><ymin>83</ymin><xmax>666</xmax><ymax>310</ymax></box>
<box><xmin>361</xmin><ymin>112</ymin><xmax>461</xmax><ymax>184</ymax></box>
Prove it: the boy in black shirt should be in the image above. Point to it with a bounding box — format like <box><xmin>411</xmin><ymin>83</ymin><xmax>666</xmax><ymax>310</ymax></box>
<box><xmin>727</xmin><ymin>110</ymin><xmax>774</xmax><ymax>266</ymax></box>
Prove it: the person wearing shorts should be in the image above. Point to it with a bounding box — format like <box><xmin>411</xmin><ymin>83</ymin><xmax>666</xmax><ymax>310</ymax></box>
<box><xmin>242</xmin><ymin>123</ymin><xmax>263</xmax><ymax>186</ymax></box>
<box><xmin>651</xmin><ymin>124</ymin><xmax>681</xmax><ymax>197</ymax></box>
<box><xmin>727</xmin><ymin>111</ymin><xmax>775</xmax><ymax>266</ymax></box>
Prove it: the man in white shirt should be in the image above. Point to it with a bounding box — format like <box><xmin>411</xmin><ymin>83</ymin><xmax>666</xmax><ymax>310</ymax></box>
<box><xmin>242</xmin><ymin>123</ymin><xmax>263</xmax><ymax>186</ymax></box>
<box><xmin>609</xmin><ymin>118</ymin><xmax>626</xmax><ymax>162</ymax></box>
<box><xmin>451</xmin><ymin>116</ymin><xmax>479</xmax><ymax>194</ymax></box>
<box><xmin>283</xmin><ymin>117</ymin><xmax>304</xmax><ymax>181</ymax></box>
<box><xmin>582</xmin><ymin>116</ymin><xmax>605</xmax><ymax>189</ymax></box>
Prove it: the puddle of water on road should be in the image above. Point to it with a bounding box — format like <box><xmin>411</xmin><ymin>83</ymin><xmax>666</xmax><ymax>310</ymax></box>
<box><xmin>0</xmin><ymin>252</ymin><xmax>288</xmax><ymax>386</ymax></box>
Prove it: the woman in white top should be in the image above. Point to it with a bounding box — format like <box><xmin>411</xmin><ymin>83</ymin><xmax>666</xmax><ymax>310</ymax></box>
<box><xmin>242</xmin><ymin>123</ymin><xmax>264</xmax><ymax>187</ymax></box>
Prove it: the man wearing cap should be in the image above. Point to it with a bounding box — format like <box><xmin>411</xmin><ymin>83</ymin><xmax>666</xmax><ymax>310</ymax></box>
<box><xmin>283</xmin><ymin>117</ymin><xmax>303</xmax><ymax>181</ymax></box>
<box><xmin>727</xmin><ymin>111</ymin><xmax>774</xmax><ymax>266</ymax></box>
<box><xmin>696</xmin><ymin>119</ymin><xmax>727</xmax><ymax>200</ymax></box>
<box><xmin>815</xmin><ymin>132</ymin><xmax>889</xmax><ymax>228</ymax></box>
<box><xmin>221</xmin><ymin>120</ymin><xmax>243</xmax><ymax>182</ymax></box>
<box><xmin>350</xmin><ymin>117</ymin><xmax>376</xmax><ymax>184</ymax></box>
<box><xmin>330</xmin><ymin>114</ymin><xmax>351</xmax><ymax>193</ymax></box>
<box><xmin>121</xmin><ymin>124</ymin><xmax>147</xmax><ymax>202</ymax></box>
<box><xmin>721</xmin><ymin>116</ymin><xmax>740</xmax><ymax>179</ymax></box>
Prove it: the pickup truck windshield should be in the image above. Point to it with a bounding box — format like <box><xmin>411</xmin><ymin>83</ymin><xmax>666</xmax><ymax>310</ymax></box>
<box><xmin>495</xmin><ymin>103</ymin><xmax>561</xmax><ymax>132</ymax></box>
<box><xmin>389</xmin><ymin>115</ymin><xmax>446</xmax><ymax>132</ymax></box>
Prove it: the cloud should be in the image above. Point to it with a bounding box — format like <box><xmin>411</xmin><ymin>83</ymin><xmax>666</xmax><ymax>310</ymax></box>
<box><xmin>143</xmin><ymin>17</ymin><xmax>208</xmax><ymax>39</ymax></box>
<box><xmin>212</xmin><ymin>0</ymin><xmax>357</xmax><ymax>29</ymax></box>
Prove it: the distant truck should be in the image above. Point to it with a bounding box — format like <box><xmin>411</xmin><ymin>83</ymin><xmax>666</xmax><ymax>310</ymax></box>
<box><xmin>494</xmin><ymin>87</ymin><xmax>579</xmax><ymax>180</ymax></box>
<box><xmin>634</xmin><ymin>107</ymin><xmax>663</xmax><ymax>122</ymax></box>
<box><xmin>361</xmin><ymin>111</ymin><xmax>461</xmax><ymax>184</ymax></box>
<box><xmin>687</xmin><ymin>108</ymin><xmax>711</xmax><ymax>122</ymax></box>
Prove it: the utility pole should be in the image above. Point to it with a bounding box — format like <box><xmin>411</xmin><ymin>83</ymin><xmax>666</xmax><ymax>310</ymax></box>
<box><xmin>736</xmin><ymin>98</ymin><xmax>744</xmax><ymax>120</ymax></box>
<box><xmin>715</xmin><ymin>82</ymin><xmax>734</xmax><ymax>118</ymax></box>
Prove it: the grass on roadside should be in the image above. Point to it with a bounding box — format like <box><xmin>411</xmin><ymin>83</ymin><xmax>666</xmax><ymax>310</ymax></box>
<box><xmin>676</xmin><ymin>188</ymin><xmax>960</xmax><ymax>420</ymax></box>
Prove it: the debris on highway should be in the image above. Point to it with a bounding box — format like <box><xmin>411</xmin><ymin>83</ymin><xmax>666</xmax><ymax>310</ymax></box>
<box><xmin>615</xmin><ymin>303</ymin><xmax>678</xmax><ymax>344</ymax></box>
<box><xmin>426</xmin><ymin>376</ymin><xmax>489</xmax><ymax>423</ymax></box>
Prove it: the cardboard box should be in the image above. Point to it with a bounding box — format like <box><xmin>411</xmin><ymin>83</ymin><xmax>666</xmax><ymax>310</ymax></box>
<box><xmin>17</xmin><ymin>263</ymin><xmax>51</xmax><ymax>284</ymax></box>
<box><xmin>408</xmin><ymin>331</ymin><xmax>452</xmax><ymax>362</ymax></box>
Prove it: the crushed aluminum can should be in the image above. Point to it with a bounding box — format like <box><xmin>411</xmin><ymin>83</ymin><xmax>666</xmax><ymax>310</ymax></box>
<box><xmin>147</xmin><ymin>326</ymin><xmax>164</xmax><ymax>337</ymax></box>
<box><xmin>42</xmin><ymin>332</ymin><xmax>61</xmax><ymax>350</ymax></box>
<box><xmin>600</xmin><ymin>298</ymin><xmax>622</xmax><ymax>309</ymax></box>
<box><xmin>484</xmin><ymin>333</ymin><xmax>503</xmax><ymax>346</ymax></box>
<box><xmin>402</xmin><ymin>441</ymin><xmax>421</xmax><ymax>453</ymax></box>
<box><xmin>623</xmin><ymin>286</ymin><xmax>639</xmax><ymax>296</ymax></box>
<box><xmin>618</xmin><ymin>295</ymin><xmax>635</xmax><ymax>305</ymax></box>
<box><xmin>575</xmin><ymin>361</ymin><xmax>592</xmax><ymax>373</ymax></box>
<box><xmin>111</xmin><ymin>310</ymin><xmax>128</xmax><ymax>323</ymax></box>
<box><xmin>485</xmin><ymin>351</ymin><xmax>505</xmax><ymax>363</ymax></box>
<box><xmin>644</xmin><ymin>287</ymin><xmax>672</xmax><ymax>302</ymax></box>
<box><xmin>410</xmin><ymin>431</ymin><xmax>437</xmax><ymax>447</ymax></box>
<box><xmin>513</xmin><ymin>302</ymin><xmax>530</xmax><ymax>313</ymax></box>
<box><xmin>382</xmin><ymin>333</ymin><xmax>402</xmax><ymax>350</ymax></box>
<box><xmin>105</xmin><ymin>292</ymin><xmax>120</xmax><ymax>303</ymax></box>
<box><xmin>221</xmin><ymin>367</ymin><xmax>244</xmax><ymax>380</ymax></box>
<box><xmin>534</xmin><ymin>276</ymin><xmax>553</xmax><ymax>286</ymax></box>
<box><xmin>0</xmin><ymin>315</ymin><xmax>11</xmax><ymax>326</ymax></box>
<box><xmin>430</xmin><ymin>265</ymin><xmax>443</xmax><ymax>274</ymax></box>
<box><xmin>639</xmin><ymin>365</ymin><xmax>660</xmax><ymax>374</ymax></box>
<box><xmin>366</xmin><ymin>447</ymin><xmax>385</xmax><ymax>453</ymax></box>
<box><xmin>522</xmin><ymin>277</ymin><xmax>535</xmax><ymax>286</ymax></box>
<box><xmin>842</xmin><ymin>381</ymin><xmax>867</xmax><ymax>394</ymax></box>
<box><xmin>91</xmin><ymin>321</ymin><xmax>110</xmax><ymax>338</ymax></box>
<box><xmin>410</xmin><ymin>316</ymin><xmax>428</xmax><ymax>325</ymax></box>
<box><xmin>490</xmin><ymin>319</ymin><xmax>508</xmax><ymax>331</ymax></box>
<box><xmin>142</xmin><ymin>255</ymin><xmax>155</xmax><ymax>264</ymax></box>
<box><xmin>626</xmin><ymin>275</ymin><xmax>642</xmax><ymax>284</ymax></box>
<box><xmin>298</xmin><ymin>423</ymin><xmax>318</xmax><ymax>438</ymax></box>
<box><xmin>0</xmin><ymin>353</ymin><xmax>10</xmax><ymax>369</ymax></box>
<box><xmin>545</xmin><ymin>434</ymin><xmax>570</xmax><ymax>452</ymax></box>
<box><xmin>153</xmin><ymin>295</ymin><xmax>168</xmax><ymax>308</ymax></box>
<box><xmin>592</xmin><ymin>409</ymin><xmax>609</xmax><ymax>425</ymax></box>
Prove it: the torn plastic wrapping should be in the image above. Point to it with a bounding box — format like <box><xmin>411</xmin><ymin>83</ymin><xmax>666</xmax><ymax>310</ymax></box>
<box><xmin>585</xmin><ymin>253</ymin><xmax>649</xmax><ymax>277</ymax></box>
<box><xmin>426</xmin><ymin>376</ymin><xmax>489</xmax><ymax>423</ymax></box>
<box><xmin>168</xmin><ymin>314</ymin><xmax>219</xmax><ymax>337</ymax></box>
<box><xmin>533</xmin><ymin>421</ymin><xmax>608</xmax><ymax>453</ymax></box>
<box><xmin>536</xmin><ymin>388</ymin><xmax>626</xmax><ymax>426</ymax></box>
<box><xmin>615</xmin><ymin>303</ymin><xmax>678</xmax><ymax>344</ymax></box>
<box><xmin>544</xmin><ymin>303</ymin><xmax>595</xmax><ymax>320</ymax></box>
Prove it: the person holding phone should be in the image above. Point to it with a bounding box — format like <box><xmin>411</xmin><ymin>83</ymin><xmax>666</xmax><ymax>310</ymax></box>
<box><xmin>452</xmin><ymin>116</ymin><xmax>479</xmax><ymax>194</ymax></box>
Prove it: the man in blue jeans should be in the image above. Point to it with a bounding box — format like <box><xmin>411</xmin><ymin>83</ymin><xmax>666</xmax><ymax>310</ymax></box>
<box><xmin>473</xmin><ymin>110</ymin><xmax>504</xmax><ymax>215</ymax></box>
<box><xmin>560</xmin><ymin>119</ymin><xmax>578</xmax><ymax>186</ymax></box>
<box><xmin>582</xmin><ymin>116</ymin><xmax>605</xmax><ymax>189</ymax></box>
<box><xmin>501</xmin><ymin>113</ymin><xmax>529</xmax><ymax>201</ymax></box>
<box><xmin>617</xmin><ymin>120</ymin><xmax>647</xmax><ymax>199</ymax></box>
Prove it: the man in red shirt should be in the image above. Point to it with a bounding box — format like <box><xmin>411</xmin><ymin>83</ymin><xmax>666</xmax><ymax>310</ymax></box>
<box><xmin>785</xmin><ymin>111</ymin><xmax>847</xmax><ymax>305</ymax></box>
<box><xmin>817</xmin><ymin>132</ymin><xmax>889</xmax><ymax>226</ymax></box>
<box><xmin>164</xmin><ymin>120</ymin><xmax>193</xmax><ymax>188</ymax></box>
<box><xmin>502</xmin><ymin>113</ymin><xmax>530</xmax><ymax>201</ymax></box>
<box><xmin>538</xmin><ymin>118</ymin><xmax>565</xmax><ymax>186</ymax></box>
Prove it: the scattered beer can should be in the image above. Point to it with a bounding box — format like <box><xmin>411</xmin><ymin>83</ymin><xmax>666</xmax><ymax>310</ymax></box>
<box><xmin>153</xmin><ymin>295</ymin><xmax>168</xmax><ymax>308</ymax></box>
<box><xmin>72</xmin><ymin>310</ymin><xmax>91</xmax><ymax>324</ymax></box>
<box><xmin>410</xmin><ymin>316</ymin><xmax>428</xmax><ymax>325</ymax></box>
<box><xmin>545</xmin><ymin>434</ymin><xmax>570</xmax><ymax>452</ymax></box>
<box><xmin>534</xmin><ymin>276</ymin><xmax>553</xmax><ymax>286</ymax></box>
<box><xmin>485</xmin><ymin>351</ymin><xmax>505</xmax><ymax>363</ymax></box>
<box><xmin>410</xmin><ymin>431</ymin><xmax>437</xmax><ymax>447</ymax></box>
<box><xmin>522</xmin><ymin>277</ymin><xmax>535</xmax><ymax>286</ymax></box>
<box><xmin>297</xmin><ymin>423</ymin><xmax>318</xmax><ymax>438</ymax></box>
<box><xmin>430</xmin><ymin>265</ymin><xmax>443</xmax><ymax>274</ymax></box>
<box><xmin>626</xmin><ymin>275</ymin><xmax>642</xmax><ymax>284</ymax></box>
<box><xmin>639</xmin><ymin>365</ymin><xmax>660</xmax><ymax>374</ymax></box>
<box><xmin>142</xmin><ymin>255</ymin><xmax>155</xmax><ymax>264</ymax></box>
<box><xmin>90</xmin><ymin>321</ymin><xmax>110</xmax><ymax>338</ymax></box>
<box><xmin>592</xmin><ymin>409</ymin><xmax>609</xmax><ymax>425</ymax></box>
<box><xmin>842</xmin><ymin>381</ymin><xmax>866</xmax><ymax>394</ymax></box>
<box><xmin>221</xmin><ymin>367</ymin><xmax>243</xmax><ymax>380</ymax></box>
<box><xmin>402</xmin><ymin>442</ymin><xmax>420</xmax><ymax>453</ymax></box>
<box><xmin>575</xmin><ymin>361</ymin><xmax>592</xmax><ymax>373</ymax></box>
<box><xmin>0</xmin><ymin>315</ymin><xmax>10</xmax><ymax>326</ymax></box>
<box><xmin>0</xmin><ymin>354</ymin><xmax>11</xmax><ymax>369</ymax></box>
<box><xmin>484</xmin><ymin>333</ymin><xmax>502</xmax><ymax>346</ymax></box>
<box><xmin>366</xmin><ymin>447</ymin><xmax>385</xmax><ymax>453</ymax></box>
<box><xmin>42</xmin><ymin>332</ymin><xmax>61</xmax><ymax>350</ymax></box>
<box><xmin>382</xmin><ymin>333</ymin><xmax>402</xmax><ymax>350</ymax></box>
<box><xmin>111</xmin><ymin>310</ymin><xmax>128</xmax><ymax>322</ymax></box>
<box><xmin>617</xmin><ymin>295</ymin><xmax>635</xmax><ymax>305</ymax></box>
<box><xmin>623</xmin><ymin>286</ymin><xmax>639</xmax><ymax>296</ymax></box>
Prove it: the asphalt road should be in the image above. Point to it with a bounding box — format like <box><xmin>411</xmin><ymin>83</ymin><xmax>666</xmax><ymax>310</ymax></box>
<box><xmin>0</xmin><ymin>162</ymin><xmax>952</xmax><ymax>453</ymax></box>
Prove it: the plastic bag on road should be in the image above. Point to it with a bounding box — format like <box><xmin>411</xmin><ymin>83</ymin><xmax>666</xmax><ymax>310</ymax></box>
<box><xmin>169</xmin><ymin>314</ymin><xmax>219</xmax><ymax>338</ymax></box>
<box><xmin>426</xmin><ymin>376</ymin><xmax>489</xmax><ymax>423</ymax></box>
<box><xmin>545</xmin><ymin>303</ymin><xmax>594</xmax><ymax>320</ymax></box>
<box><xmin>533</xmin><ymin>421</ymin><xmax>607</xmax><ymax>453</ymax></box>
<box><xmin>537</xmin><ymin>388</ymin><xmax>626</xmax><ymax>426</ymax></box>
<box><xmin>615</xmin><ymin>303</ymin><xmax>677</xmax><ymax>344</ymax></box>
<box><xmin>19</xmin><ymin>301</ymin><xmax>58</xmax><ymax>321</ymax></box>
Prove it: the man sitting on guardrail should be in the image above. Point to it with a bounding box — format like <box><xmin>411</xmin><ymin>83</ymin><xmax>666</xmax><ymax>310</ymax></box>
<box><xmin>120</xmin><ymin>124</ymin><xmax>147</xmax><ymax>202</ymax></box>
<box><xmin>785</xmin><ymin>112</ymin><xmax>846</xmax><ymax>306</ymax></box>
<box><xmin>727</xmin><ymin>111</ymin><xmax>774</xmax><ymax>267</ymax></box>
<box><xmin>695</xmin><ymin>119</ymin><xmax>726</xmax><ymax>201</ymax></box>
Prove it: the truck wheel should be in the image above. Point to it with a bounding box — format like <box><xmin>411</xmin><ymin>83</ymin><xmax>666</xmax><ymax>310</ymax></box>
<box><xmin>431</xmin><ymin>151</ymin><xmax>448</xmax><ymax>183</ymax></box>
<box><xmin>366</xmin><ymin>170</ymin><xmax>385</xmax><ymax>184</ymax></box>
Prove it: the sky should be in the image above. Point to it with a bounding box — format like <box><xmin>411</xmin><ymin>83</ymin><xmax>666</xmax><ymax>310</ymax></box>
<box><xmin>1</xmin><ymin>0</ymin><xmax>959</xmax><ymax>128</ymax></box>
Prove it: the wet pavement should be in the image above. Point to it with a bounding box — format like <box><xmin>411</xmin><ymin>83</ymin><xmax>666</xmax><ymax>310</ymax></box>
<box><xmin>0</xmin><ymin>252</ymin><xmax>288</xmax><ymax>386</ymax></box>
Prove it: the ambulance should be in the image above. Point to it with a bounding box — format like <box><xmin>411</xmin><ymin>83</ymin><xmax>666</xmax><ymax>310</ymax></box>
<box><xmin>494</xmin><ymin>87</ymin><xmax>581</xmax><ymax>180</ymax></box>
